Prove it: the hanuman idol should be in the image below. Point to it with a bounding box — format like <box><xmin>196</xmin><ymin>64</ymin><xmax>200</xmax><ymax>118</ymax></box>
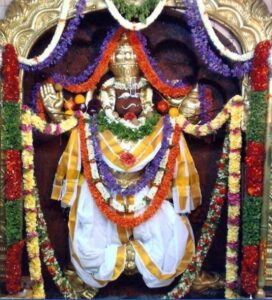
<box><xmin>42</xmin><ymin>34</ymin><xmax>202</xmax><ymax>292</ymax></box>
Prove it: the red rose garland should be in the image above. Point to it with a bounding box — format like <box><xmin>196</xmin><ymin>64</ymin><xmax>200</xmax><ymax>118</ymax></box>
<box><xmin>2</xmin><ymin>44</ymin><xmax>19</xmax><ymax>102</ymax></box>
<box><xmin>241</xmin><ymin>40</ymin><xmax>271</xmax><ymax>295</ymax></box>
<box><xmin>2</xmin><ymin>44</ymin><xmax>24</xmax><ymax>294</ymax></box>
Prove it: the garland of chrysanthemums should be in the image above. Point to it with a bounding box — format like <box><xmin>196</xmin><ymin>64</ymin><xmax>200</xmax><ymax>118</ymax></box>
<box><xmin>2</xmin><ymin>44</ymin><xmax>24</xmax><ymax>295</ymax></box>
<box><xmin>21</xmin><ymin>107</ymin><xmax>79</xmax><ymax>298</ymax></box>
<box><xmin>167</xmin><ymin>95</ymin><xmax>243</xmax><ymax>298</ymax></box>
<box><xmin>79</xmin><ymin>115</ymin><xmax>181</xmax><ymax>228</ymax></box>
<box><xmin>241</xmin><ymin>40</ymin><xmax>271</xmax><ymax>296</ymax></box>
<box><xmin>21</xmin><ymin>107</ymin><xmax>45</xmax><ymax>298</ymax></box>
<box><xmin>60</xmin><ymin>29</ymin><xmax>192</xmax><ymax>98</ymax></box>
<box><xmin>165</xmin><ymin>127</ymin><xmax>229</xmax><ymax>299</ymax></box>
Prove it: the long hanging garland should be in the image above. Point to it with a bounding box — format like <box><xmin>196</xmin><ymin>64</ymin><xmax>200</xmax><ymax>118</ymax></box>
<box><xmin>241</xmin><ymin>40</ymin><xmax>271</xmax><ymax>295</ymax></box>
<box><xmin>21</xmin><ymin>107</ymin><xmax>78</xmax><ymax>298</ymax></box>
<box><xmin>165</xmin><ymin>127</ymin><xmax>229</xmax><ymax>298</ymax></box>
<box><xmin>2</xmin><ymin>44</ymin><xmax>24</xmax><ymax>295</ymax></box>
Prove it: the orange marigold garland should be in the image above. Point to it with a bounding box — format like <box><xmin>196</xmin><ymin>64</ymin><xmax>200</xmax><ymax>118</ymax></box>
<box><xmin>79</xmin><ymin>116</ymin><xmax>181</xmax><ymax>228</ymax></box>
<box><xmin>127</xmin><ymin>31</ymin><xmax>193</xmax><ymax>97</ymax></box>
<box><xmin>64</xmin><ymin>27</ymin><xmax>125</xmax><ymax>93</ymax></box>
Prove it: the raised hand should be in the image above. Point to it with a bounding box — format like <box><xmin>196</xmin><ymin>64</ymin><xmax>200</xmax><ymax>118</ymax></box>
<box><xmin>40</xmin><ymin>83</ymin><xmax>64</xmax><ymax>122</ymax></box>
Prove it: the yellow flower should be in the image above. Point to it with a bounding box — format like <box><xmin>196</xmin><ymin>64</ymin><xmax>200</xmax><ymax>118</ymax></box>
<box><xmin>27</xmin><ymin>238</ymin><xmax>39</xmax><ymax>254</ymax></box>
<box><xmin>30</xmin><ymin>257</ymin><xmax>42</xmax><ymax>280</ymax></box>
<box><xmin>22</xmin><ymin>133</ymin><xmax>33</xmax><ymax>147</ymax></box>
<box><xmin>228</xmin><ymin>206</ymin><xmax>239</xmax><ymax>216</ymax></box>
<box><xmin>25</xmin><ymin>212</ymin><xmax>37</xmax><ymax>232</ymax></box>
<box><xmin>31</xmin><ymin>115</ymin><xmax>46</xmax><ymax>131</ymax></box>
<box><xmin>33</xmin><ymin>284</ymin><xmax>45</xmax><ymax>299</ymax></box>
<box><xmin>227</xmin><ymin>226</ymin><xmax>239</xmax><ymax>242</ymax></box>
<box><xmin>25</xmin><ymin>195</ymin><xmax>36</xmax><ymax>208</ymax></box>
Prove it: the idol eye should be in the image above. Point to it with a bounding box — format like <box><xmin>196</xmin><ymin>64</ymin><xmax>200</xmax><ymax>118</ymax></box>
<box><xmin>125</xmin><ymin>52</ymin><xmax>131</xmax><ymax>60</ymax></box>
<box><xmin>116</xmin><ymin>53</ymin><xmax>123</xmax><ymax>61</ymax></box>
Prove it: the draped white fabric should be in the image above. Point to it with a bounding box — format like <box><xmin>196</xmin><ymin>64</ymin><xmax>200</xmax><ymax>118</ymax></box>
<box><xmin>69</xmin><ymin>180</ymin><xmax>194</xmax><ymax>288</ymax></box>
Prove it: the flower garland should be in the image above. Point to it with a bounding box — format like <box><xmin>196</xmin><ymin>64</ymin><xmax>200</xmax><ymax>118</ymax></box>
<box><xmin>2</xmin><ymin>44</ymin><xmax>24</xmax><ymax>295</ymax></box>
<box><xmin>63</xmin><ymin>27</ymin><xmax>125</xmax><ymax>93</ymax></box>
<box><xmin>91</xmin><ymin>114</ymin><xmax>171</xmax><ymax>196</ymax></box>
<box><xmin>79</xmin><ymin>115</ymin><xmax>181</xmax><ymax>227</ymax></box>
<box><xmin>20</xmin><ymin>0</ymin><xmax>86</xmax><ymax>71</ymax></box>
<box><xmin>199</xmin><ymin>84</ymin><xmax>214</xmax><ymax>124</ymax></box>
<box><xmin>97</xmin><ymin>110</ymin><xmax>160</xmax><ymax>141</ymax></box>
<box><xmin>21</xmin><ymin>108</ymin><xmax>45</xmax><ymax>298</ymax></box>
<box><xmin>105</xmin><ymin>0</ymin><xmax>166</xmax><ymax>31</ymax></box>
<box><xmin>127</xmin><ymin>31</ymin><xmax>193</xmax><ymax>97</ymax></box>
<box><xmin>86</xmin><ymin>117</ymin><xmax>173</xmax><ymax>213</ymax></box>
<box><xmin>30</xmin><ymin>111</ymin><xmax>78</xmax><ymax>134</ymax></box>
<box><xmin>241</xmin><ymin>40</ymin><xmax>271</xmax><ymax>295</ymax></box>
<box><xmin>225</xmin><ymin>97</ymin><xmax>243</xmax><ymax>298</ymax></box>
<box><xmin>21</xmin><ymin>107</ymin><xmax>79</xmax><ymax>298</ymax></box>
<box><xmin>176</xmin><ymin>96</ymin><xmax>242</xmax><ymax>136</ymax></box>
<box><xmin>60</xmin><ymin>28</ymin><xmax>193</xmax><ymax>98</ymax></box>
<box><xmin>165</xmin><ymin>129</ymin><xmax>229</xmax><ymax>298</ymax></box>
<box><xmin>36</xmin><ymin>203</ymin><xmax>78</xmax><ymax>298</ymax></box>
<box><xmin>196</xmin><ymin>0</ymin><xmax>254</xmax><ymax>62</ymax></box>
<box><xmin>183</xmin><ymin>0</ymin><xmax>252</xmax><ymax>78</ymax></box>
<box><xmin>166</xmin><ymin>96</ymin><xmax>243</xmax><ymax>298</ymax></box>
<box><xmin>51</xmin><ymin>28</ymin><xmax>119</xmax><ymax>86</ymax></box>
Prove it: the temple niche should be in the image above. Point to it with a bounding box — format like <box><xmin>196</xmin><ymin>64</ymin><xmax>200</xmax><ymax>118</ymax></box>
<box><xmin>0</xmin><ymin>0</ymin><xmax>271</xmax><ymax>299</ymax></box>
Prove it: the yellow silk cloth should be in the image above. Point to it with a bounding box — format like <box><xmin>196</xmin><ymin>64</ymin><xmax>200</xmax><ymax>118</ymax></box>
<box><xmin>51</xmin><ymin>119</ymin><xmax>201</xmax><ymax>213</ymax></box>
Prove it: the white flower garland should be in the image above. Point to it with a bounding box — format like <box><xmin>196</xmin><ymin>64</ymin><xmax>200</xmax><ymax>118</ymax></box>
<box><xmin>18</xmin><ymin>0</ymin><xmax>73</xmax><ymax>66</ymax></box>
<box><xmin>100</xmin><ymin>77</ymin><xmax>153</xmax><ymax>129</ymax></box>
<box><xmin>196</xmin><ymin>0</ymin><xmax>254</xmax><ymax>62</ymax></box>
<box><xmin>105</xmin><ymin>0</ymin><xmax>167</xmax><ymax>31</ymax></box>
<box><xmin>84</xmin><ymin>116</ymin><xmax>174</xmax><ymax>213</ymax></box>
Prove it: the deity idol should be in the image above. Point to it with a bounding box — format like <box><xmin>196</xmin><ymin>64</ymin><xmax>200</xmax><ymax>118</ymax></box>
<box><xmin>41</xmin><ymin>33</ymin><xmax>202</xmax><ymax>295</ymax></box>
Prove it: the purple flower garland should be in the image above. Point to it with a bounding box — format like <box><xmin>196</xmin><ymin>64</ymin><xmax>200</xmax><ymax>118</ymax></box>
<box><xmin>51</xmin><ymin>27</ymin><xmax>119</xmax><ymax>86</ymax></box>
<box><xmin>199</xmin><ymin>84</ymin><xmax>212</xmax><ymax>124</ymax></box>
<box><xmin>136</xmin><ymin>31</ymin><xmax>192</xmax><ymax>88</ymax></box>
<box><xmin>89</xmin><ymin>115</ymin><xmax>172</xmax><ymax>196</ymax></box>
<box><xmin>30</xmin><ymin>82</ymin><xmax>42</xmax><ymax>112</ymax></box>
<box><xmin>183</xmin><ymin>0</ymin><xmax>252</xmax><ymax>78</ymax></box>
<box><xmin>20</xmin><ymin>0</ymin><xmax>87</xmax><ymax>71</ymax></box>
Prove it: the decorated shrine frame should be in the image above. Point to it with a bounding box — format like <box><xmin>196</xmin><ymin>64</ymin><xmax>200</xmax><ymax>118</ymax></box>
<box><xmin>0</xmin><ymin>0</ymin><xmax>271</xmax><ymax>299</ymax></box>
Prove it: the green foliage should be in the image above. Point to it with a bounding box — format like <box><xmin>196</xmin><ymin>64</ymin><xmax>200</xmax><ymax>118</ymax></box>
<box><xmin>5</xmin><ymin>200</ymin><xmax>23</xmax><ymax>246</ymax></box>
<box><xmin>2</xmin><ymin>103</ymin><xmax>22</xmax><ymax>150</ymax></box>
<box><xmin>112</xmin><ymin>0</ymin><xmax>160</xmax><ymax>22</ymax></box>
<box><xmin>242</xmin><ymin>196</ymin><xmax>262</xmax><ymax>245</ymax></box>
<box><xmin>246</xmin><ymin>91</ymin><xmax>267</xmax><ymax>143</ymax></box>
<box><xmin>97</xmin><ymin>111</ymin><xmax>161</xmax><ymax>141</ymax></box>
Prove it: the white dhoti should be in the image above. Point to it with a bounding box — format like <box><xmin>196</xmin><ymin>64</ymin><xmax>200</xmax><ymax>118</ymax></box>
<box><xmin>69</xmin><ymin>179</ymin><xmax>194</xmax><ymax>288</ymax></box>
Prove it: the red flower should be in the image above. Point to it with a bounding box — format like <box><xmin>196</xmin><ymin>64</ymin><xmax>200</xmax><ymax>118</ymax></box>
<box><xmin>119</xmin><ymin>152</ymin><xmax>136</xmax><ymax>166</ymax></box>
<box><xmin>124</xmin><ymin>112</ymin><xmax>137</xmax><ymax>120</ymax></box>
<box><xmin>215</xmin><ymin>197</ymin><xmax>224</xmax><ymax>205</ymax></box>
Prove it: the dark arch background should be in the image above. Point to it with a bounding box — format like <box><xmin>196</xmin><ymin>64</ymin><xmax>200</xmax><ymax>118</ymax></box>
<box><xmin>22</xmin><ymin>7</ymin><xmax>241</xmax><ymax>298</ymax></box>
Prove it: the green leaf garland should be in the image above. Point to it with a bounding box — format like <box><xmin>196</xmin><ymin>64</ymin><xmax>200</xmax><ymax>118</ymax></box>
<box><xmin>97</xmin><ymin>111</ymin><xmax>161</xmax><ymax>141</ymax></box>
<box><xmin>5</xmin><ymin>200</ymin><xmax>23</xmax><ymax>246</ymax></box>
<box><xmin>246</xmin><ymin>91</ymin><xmax>267</xmax><ymax>143</ymax></box>
<box><xmin>112</xmin><ymin>0</ymin><xmax>160</xmax><ymax>22</ymax></box>
<box><xmin>242</xmin><ymin>196</ymin><xmax>262</xmax><ymax>246</ymax></box>
<box><xmin>2</xmin><ymin>103</ymin><xmax>22</xmax><ymax>150</ymax></box>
